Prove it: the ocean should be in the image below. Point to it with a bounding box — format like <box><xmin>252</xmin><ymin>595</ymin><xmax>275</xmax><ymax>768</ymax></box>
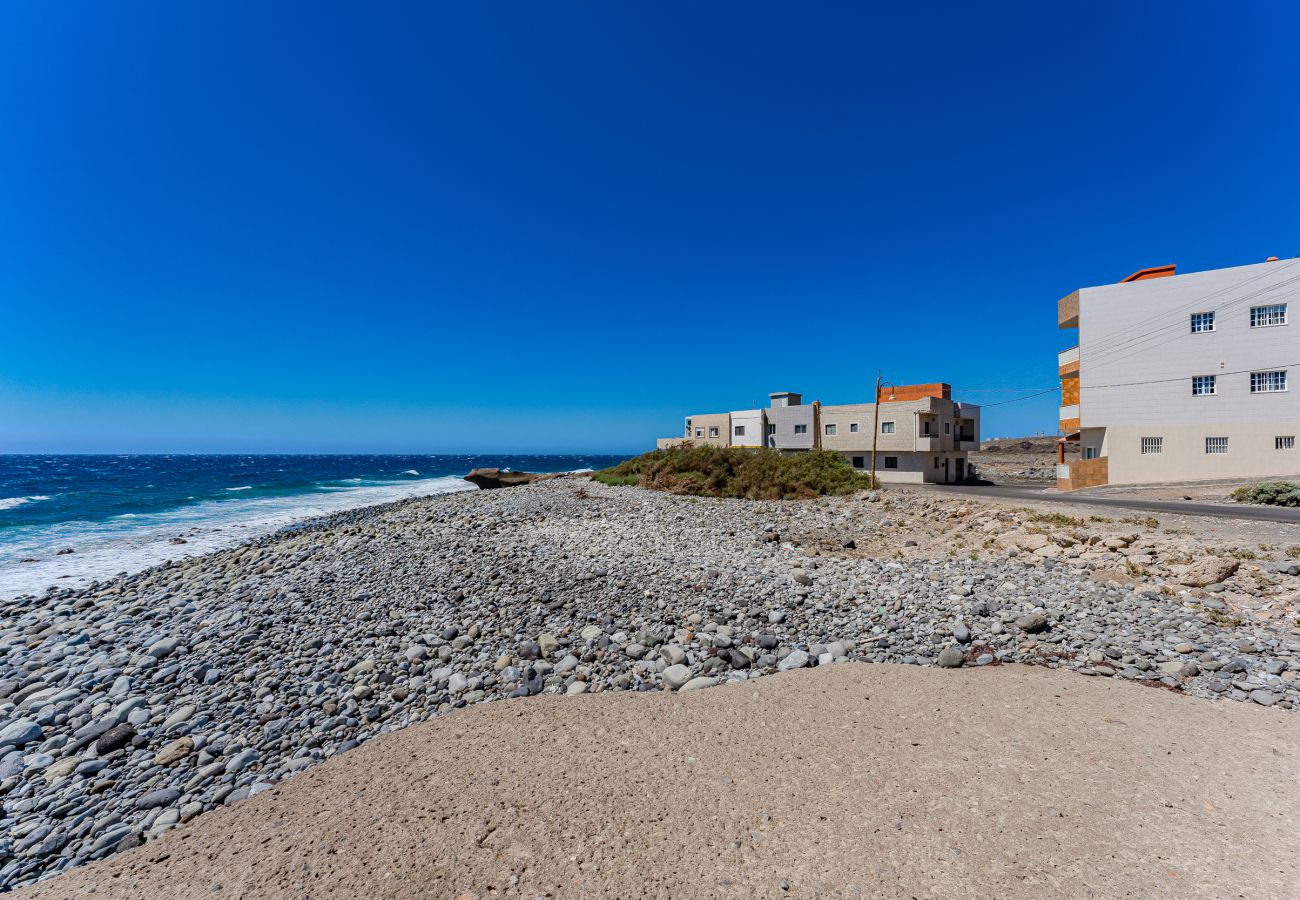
<box><xmin>0</xmin><ymin>454</ymin><xmax>627</xmax><ymax>599</ymax></box>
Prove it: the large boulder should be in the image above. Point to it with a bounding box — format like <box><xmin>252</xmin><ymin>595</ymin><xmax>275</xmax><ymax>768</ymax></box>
<box><xmin>463</xmin><ymin>469</ymin><xmax>567</xmax><ymax>489</ymax></box>
<box><xmin>1175</xmin><ymin>557</ymin><xmax>1240</xmax><ymax>588</ymax></box>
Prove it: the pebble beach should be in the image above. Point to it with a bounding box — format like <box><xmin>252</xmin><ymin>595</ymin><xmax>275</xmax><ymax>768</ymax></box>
<box><xmin>2</xmin><ymin>476</ymin><xmax>1299</xmax><ymax>892</ymax></box>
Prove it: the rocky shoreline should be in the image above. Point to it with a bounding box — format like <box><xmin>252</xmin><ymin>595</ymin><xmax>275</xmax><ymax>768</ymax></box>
<box><xmin>2</xmin><ymin>478</ymin><xmax>1299</xmax><ymax>891</ymax></box>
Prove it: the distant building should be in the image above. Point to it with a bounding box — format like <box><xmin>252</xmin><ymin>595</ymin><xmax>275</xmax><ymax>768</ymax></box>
<box><xmin>657</xmin><ymin>384</ymin><xmax>981</xmax><ymax>484</ymax></box>
<box><xmin>1057</xmin><ymin>257</ymin><xmax>1300</xmax><ymax>490</ymax></box>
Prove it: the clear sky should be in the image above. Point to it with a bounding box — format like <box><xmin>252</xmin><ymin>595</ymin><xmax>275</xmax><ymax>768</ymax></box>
<box><xmin>2</xmin><ymin>1</ymin><xmax>1297</xmax><ymax>454</ymax></box>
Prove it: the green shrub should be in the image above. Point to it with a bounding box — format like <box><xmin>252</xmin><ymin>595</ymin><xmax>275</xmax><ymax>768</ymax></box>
<box><xmin>590</xmin><ymin>473</ymin><xmax>639</xmax><ymax>487</ymax></box>
<box><xmin>1231</xmin><ymin>482</ymin><xmax>1300</xmax><ymax>507</ymax></box>
<box><xmin>593</xmin><ymin>445</ymin><xmax>876</xmax><ymax>500</ymax></box>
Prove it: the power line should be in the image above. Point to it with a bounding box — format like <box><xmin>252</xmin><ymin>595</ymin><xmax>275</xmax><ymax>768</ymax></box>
<box><xmin>1072</xmin><ymin>260</ymin><xmax>1300</xmax><ymax>363</ymax></box>
<box><xmin>953</xmin><ymin>387</ymin><xmax>1058</xmax><ymax>393</ymax></box>
<box><xmin>977</xmin><ymin>387</ymin><xmax>1059</xmax><ymax>407</ymax></box>
<box><xmin>1082</xmin><ymin>273</ymin><xmax>1300</xmax><ymax>366</ymax></box>
<box><xmin>1081</xmin><ymin>361</ymin><xmax>1298</xmax><ymax>390</ymax></box>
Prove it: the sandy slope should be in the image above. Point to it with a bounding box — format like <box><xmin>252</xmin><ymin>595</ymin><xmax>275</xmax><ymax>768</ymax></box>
<box><xmin>17</xmin><ymin>664</ymin><xmax>1299</xmax><ymax>900</ymax></box>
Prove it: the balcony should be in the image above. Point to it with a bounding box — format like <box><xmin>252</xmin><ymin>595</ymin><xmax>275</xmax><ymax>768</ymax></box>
<box><xmin>1059</xmin><ymin>404</ymin><xmax>1079</xmax><ymax>421</ymax></box>
<box><xmin>1058</xmin><ymin>346</ymin><xmax>1079</xmax><ymax>373</ymax></box>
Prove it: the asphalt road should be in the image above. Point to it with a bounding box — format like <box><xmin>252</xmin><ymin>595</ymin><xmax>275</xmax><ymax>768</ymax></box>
<box><xmin>904</xmin><ymin>482</ymin><xmax>1300</xmax><ymax>524</ymax></box>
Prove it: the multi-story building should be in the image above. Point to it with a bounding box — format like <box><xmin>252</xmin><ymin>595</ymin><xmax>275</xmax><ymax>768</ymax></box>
<box><xmin>1056</xmin><ymin>257</ymin><xmax>1300</xmax><ymax>490</ymax></box>
<box><xmin>656</xmin><ymin>384</ymin><xmax>981</xmax><ymax>484</ymax></box>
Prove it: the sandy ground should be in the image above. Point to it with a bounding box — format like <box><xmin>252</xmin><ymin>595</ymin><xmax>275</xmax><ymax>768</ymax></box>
<box><xmin>19</xmin><ymin>664</ymin><xmax>1299</xmax><ymax>900</ymax></box>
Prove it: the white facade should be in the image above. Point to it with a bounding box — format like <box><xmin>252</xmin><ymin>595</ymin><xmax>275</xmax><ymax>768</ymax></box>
<box><xmin>728</xmin><ymin>409</ymin><xmax>764</xmax><ymax>447</ymax></box>
<box><xmin>1066</xmin><ymin>258</ymin><xmax>1300</xmax><ymax>485</ymax></box>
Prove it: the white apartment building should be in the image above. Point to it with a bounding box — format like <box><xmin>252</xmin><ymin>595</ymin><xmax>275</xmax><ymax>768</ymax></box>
<box><xmin>1057</xmin><ymin>258</ymin><xmax>1300</xmax><ymax>489</ymax></box>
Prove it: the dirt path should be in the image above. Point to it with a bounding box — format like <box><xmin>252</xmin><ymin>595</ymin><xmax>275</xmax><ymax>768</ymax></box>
<box><xmin>18</xmin><ymin>664</ymin><xmax>1300</xmax><ymax>900</ymax></box>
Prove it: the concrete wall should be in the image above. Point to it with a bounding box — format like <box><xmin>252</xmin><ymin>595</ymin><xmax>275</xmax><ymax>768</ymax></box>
<box><xmin>819</xmin><ymin>398</ymin><xmax>980</xmax><ymax>454</ymax></box>
<box><xmin>767</xmin><ymin>404</ymin><xmax>814</xmax><ymax>450</ymax></box>
<box><xmin>1103</xmin><ymin>423</ymin><xmax>1300</xmax><ymax>485</ymax></box>
<box><xmin>834</xmin><ymin>450</ymin><xmax>966</xmax><ymax>484</ymax></box>
<box><xmin>1078</xmin><ymin>259</ymin><xmax>1297</xmax><ymax>430</ymax></box>
<box><xmin>728</xmin><ymin>409</ymin><xmax>764</xmax><ymax>447</ymax></box>
<box><xmin>685</xmin><ymin>413</ymin><xmax>730</xmax><ymax>446</ymax></box>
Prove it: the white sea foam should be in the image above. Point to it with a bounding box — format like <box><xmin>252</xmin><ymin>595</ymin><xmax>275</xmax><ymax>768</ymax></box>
<box><xmin>400</xmin><ymin>469</ymin><xmax>419</xmax><ymax>476</ymax></box>
<box><xmin>0</xmin><ymin>476</ymin><xmax>477</xmax><ymax>599</ymax></box>
<box><xmin>0</xmin><ymin>495</ymin><xmax>50</xmax><ymax>511</ymax></box>
<box><xmin>224</xmin><ymin>485</ymin><xmax>253</xmax><ymax>492</ymax></box>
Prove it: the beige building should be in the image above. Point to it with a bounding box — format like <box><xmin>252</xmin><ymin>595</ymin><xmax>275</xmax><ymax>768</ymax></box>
<box><xmin>656</xmin><ymin>384</ymin><xmax>981</xmax><ymax>484</ymax></box>
<box><xmin>820</xmin><ymin>394</ymin><xmax>979</xmax><ymax>484</ymax></box>
<box><xmin>1057</xmin><ymin>258</ymin><xmax>1300</xmax><ymax>490</ymax></box>
<box><xmin>682</xmin><ymin>412</ymin><xmax>730</xmax><ymax>447</ymax></box>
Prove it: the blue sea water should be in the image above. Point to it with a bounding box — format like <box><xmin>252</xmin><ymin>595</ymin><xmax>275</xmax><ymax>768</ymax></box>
<box><xmin>0</xmin><ymin>454</ymin><xmax>626</xmax><ymax>599</ymax></box>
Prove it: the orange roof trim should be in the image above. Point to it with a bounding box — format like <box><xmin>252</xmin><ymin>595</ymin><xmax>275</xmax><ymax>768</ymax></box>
<box><xmin>1120</xmin><ymin>264</ymin><xmax>1176</xmax><ymax>283</ymax></box>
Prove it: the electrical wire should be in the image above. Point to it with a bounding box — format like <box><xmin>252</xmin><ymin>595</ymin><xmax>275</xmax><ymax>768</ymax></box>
<box><xmin>1081</xmin><ymin>361</ymin><xmax>1298</xmax><ymax>390</ymax></box>
<box><xmin>1070</xmin><ymin>259</ymin><xmax>1300</xmax><ymax>363</ymax></box>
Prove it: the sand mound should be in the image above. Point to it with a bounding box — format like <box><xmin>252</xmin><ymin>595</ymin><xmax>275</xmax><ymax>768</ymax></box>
<box><xmin>18</xmin><ymin>664</ymin><xmax>1299</xmax><ymax>899</ymax></box>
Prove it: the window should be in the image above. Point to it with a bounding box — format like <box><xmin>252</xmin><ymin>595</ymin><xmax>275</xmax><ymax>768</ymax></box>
<box><xmin>695</xmin><ymin>428</ymin><xmax>703</xmax><ymax>437</ymax></box>
<box><xmin>708</xmin><ymin>426</ymin><xmax>719</xmax><ymax>438</ymax></box>
<box><xmin>1192</xmin><ymin>375</ymin><xmax>1217</xmax><ymax>396</ymax></box>
<box><xmin>1250</xmin><ymin>370</ymin><xmax>1287</xmax><ymax>393</ymax></box>
<box><xmin>793</xmin><ymin>424</ymin><xmax>807</xmax><ymax>434</ymax></box>
<box><xmin>944</xmin><ymin>422</ymin><xmax>951</xmax><ymax>435</ymax></box>
<box><xmin>851</xmin><ymin>455</ymin><xmax>865</xmax><ymax>469</ymax></box>
<box><xmin>1250</xmin><ymin>303</ymin><xmax>1288</xmax><ymax>327</ymax></box>
<box><xmin>766</xmin><ymin>423</ymin><xmax>776</xmax><ymax>436</ymax></box>
<box><xmin>1190</xmin><ymin>311</ymin><xmax>1216</xmax><ymax>333</ymax></box>
<box><xmin>1084</xmin><ymin>447</ymin><xmax>1099</xmax><ymax>460</ymax></box>
<box><xmin>1277</xmin><ymin>436</ymin><xmax>1296</xmax><ymax>450</ymax></box>
<box><xmin>733</xmin><ymin>425</ymin><xmax>745</xmax><ymax>437</ymax></box>
<box><xmin>1141</xmin><ymin>437</ymin><xmax>1163</xmax><ymax>455</ymax></box>
<box><xmin>849</xmin><ymin>423</ymin><xmax>859</xmax><ymax>433</ymax></box>
<box><xmin>881</xmin><ymin>421</ymin><xmax>895</xmax><ymax>434</ymax></box>
<box><xmin>884</xmin><ymin>456</ymin><xmax>898</xmax><ymax>469</ymax></box>
<box><xmin>824</xmin><ymin>423</ymin><xmax>837</xmax><ymax>436</ymax></box>
<box><xmin>1206</xmin><ymin>437</ymin><xmax>1229</xmax><ymax>454</ymax></box>
<box><xmin>922</xmin><ymin>421</ymin><xmax>931</xmax><ymax>435</ymax></box>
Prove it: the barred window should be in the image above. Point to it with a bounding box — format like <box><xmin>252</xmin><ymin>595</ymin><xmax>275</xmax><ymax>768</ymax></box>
<box><xmin>1278</xmin><ymin>436</ymin><xmax>1296</xmax><ymax>450</ymax></box>
<box><xmin>1190</xmin><ymin>312</ymin><xmax>1215</xmax><ymax>333</ymax></box>
<box><xmin>1141</xmin><ymin>437</ymin><xmax>1162</xmax><ymax>454</ymax></box>
<box><xmin>884</xmin><ymin>456</ymin><xmax>898</xmax><ymax>469</ymax></box>
<box><xmin>1250</xmin><ymin>370</ymin><xmax>1287</xmax><ymax>393</ymax></box>
<box><xmin>1205</xmin><ymin>437</ymin><xmax>1229</xmax><ymax>454</ymax></box>
<box><xmin>1192</xmin><ymin>375</ymin><xmax>1216</xmax><ymax>396</ymax></box>
<box><xmin>1250</xmin><ymin>303</ymin><xmax>1287</xmax><ymax>327</ymax></box>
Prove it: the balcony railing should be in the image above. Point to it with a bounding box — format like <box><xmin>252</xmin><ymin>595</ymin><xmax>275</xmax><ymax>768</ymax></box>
<box><xmin>1058</xmin><ymin>346</ymin><xmax>1079</xmax><ymax>368</ymax></box>
<box><xmin>1059</xmin><ymin>404</ymin><xmax>1079</xmax><ymax>421</ymax></box>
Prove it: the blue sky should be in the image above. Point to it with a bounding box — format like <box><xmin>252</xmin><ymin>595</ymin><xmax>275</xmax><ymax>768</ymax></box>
<box><xmin>2</xmin><ymin>1</ymin><xmax>1297</xmax><ymax>453</ymax></box>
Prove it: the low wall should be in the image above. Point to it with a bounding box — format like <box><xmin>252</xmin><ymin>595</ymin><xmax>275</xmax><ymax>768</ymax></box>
<box><xmin>1057</xmin><ymin>456</ymin><xmax>1108</xmax><ymax>491</ymax></box>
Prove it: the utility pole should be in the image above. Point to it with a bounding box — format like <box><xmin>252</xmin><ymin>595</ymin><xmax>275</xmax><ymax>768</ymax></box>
<box><xmin>869</xmin><ymin>372</ymin><xmax>882</xmax><ymax>488</ymax></box>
